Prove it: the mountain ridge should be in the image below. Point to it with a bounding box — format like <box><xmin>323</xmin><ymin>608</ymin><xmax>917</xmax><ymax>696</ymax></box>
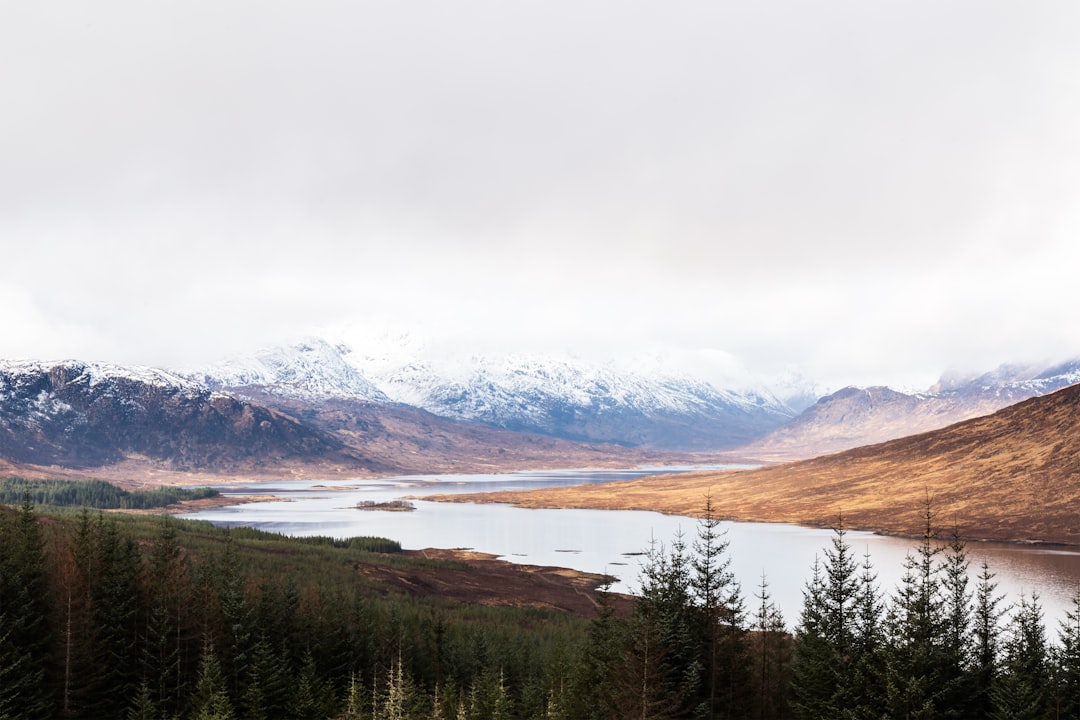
<box><xmin>187</xmin><ymin>338</ymin><xmax>800</xmax><ymax>451</ymax></box>
<box><xmin>738</xmin><ymin>360</ymin><xmax>1080</xmax><ymax>460</ymax></box>
<box><xmin>432</xmin><ymin>381</ymin><xmax>1080</xmax><ymax>545</ymax></box>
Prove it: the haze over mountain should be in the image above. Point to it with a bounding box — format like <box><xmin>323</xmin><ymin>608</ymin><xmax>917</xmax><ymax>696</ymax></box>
<box><xmin>3</xmin><ymin>339</ymin><xmax>1078</xmax><ymax>484</ymax></box>
<box><xmin>0</xmin><ymin>359</ymin><xmax>374</xmax><ymax>476</ymax></box>
<box><xmin>439</xmin><ymin>381</ymin><xmax>1080</xmax><ymax>545</ymax></box>
<box><xmin>184</xmin><ymin>337</ymin><xmax>802</xmax><ymax>451</ymax></box>
<box><xmin>740</xmin><ymin>359</ymin><xmax>1080</xmax><ymax>460</ymax></box>
<box><xmin>0</xmin><ymin>358</ymin><xmax>658</xmax><ymax>482</ymax></box>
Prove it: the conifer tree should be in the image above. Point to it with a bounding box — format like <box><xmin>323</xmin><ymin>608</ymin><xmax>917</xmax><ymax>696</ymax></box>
<box><xmin>289</xmin><ymin>649</ymin><xmax>337</xmax><ymax>720</ymax></box>
<box><xmin>939</xmin><ymin>532</ymin><xmax>975</xmax><ymax>716</ymax></box>
<box><xmin>192</xmin><ymin>640</ymin><xmax>236</xmax><ymax>720</ymax></box>
<box><xmin>791</xmin><ymin>523</ymin><xmax>867</xmax><ymax>719</ymax></box>
<box><xmin>846</xmin><ymin>548</ymin><xmax>885</xmax><ymax>718</ymax></box>
<box><xmin>752</xmin><ymin>572</ymin><xmax>790</xmax><ymax>720</ymax></box>
<box><xmin>992</xmin><ymin>592</ymin><xmax>1049</xmax><ymax>720</ymax></box>
<box><xmin>882</xmin><ymin>503</ymin><xmax>948</xmax><ymax>719</ymax></box>
<box><xmin>93</xmin><ymin>515</ymin><xmax>143</xmax><ymax>716</ymax></box>
<box><xmin>969</xmin><ymin>560</ymin><xmax>1004</xmax><ymax>718</ymax></box>
<box><xmin>142</xmin><ymin>517</ymin><xmax>194</xmax><ymax>716</ymax></box>
<box><xmin>127</xmin><ymin>680</ymin><xmax>158</xmax><ymax>720</ymax></box>
<box><xmin>241</xmin><ymin>635</ymin><xmax>290</xmax><ymax>720</ymax></box>
<box><xmin>336</xmin><ymin>672</ymin><xmax>368</xmax><ymax>720</ymax></box>
<box><xmin>213</xmin><ymin>533</ymin><xmax>255</xmax><ymax>702</ymax></box>
<box><xmin>636</xmin><ymin>531</ymin><xmax>703</xmax><ymax>716</ymax></box>
<box><xmin>568</xmin><ymin>580</ymin><xmax>624</xmax><ymax>718</ymax></box>
<box><xmin>0</xmin><ymin>496</ymin><xmax>54</xmax><ymax>719</ymax></box>
<box><xmin>1053</xmin><ymin>586</ymin><xmax>1080</xmax><ymax>720</ymax></box>
<box><xmin>692</xmin><ymin>494</ymin><xmax>748</xmax><ymax>719</ymax></box>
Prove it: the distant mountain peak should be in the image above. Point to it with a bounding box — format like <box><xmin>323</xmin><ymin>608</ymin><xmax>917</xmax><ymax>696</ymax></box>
<box><xmin>187</xmin><ymin>337</ymin><xmax>801</xmax><ymax>451</ymax></box>
<box><xmin>182</xmin><ymin>337</ymin><xmax>388</xmax><ymax>402</ymax></box>
<box><xmin>742</xmin><ymin>358</ymin><xmax>1080</xmax><ymax>461</ymax></box>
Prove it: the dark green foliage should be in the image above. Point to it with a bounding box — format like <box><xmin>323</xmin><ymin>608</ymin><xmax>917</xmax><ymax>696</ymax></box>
<box><xmin>0</xmin><ymin>476</ymin><xmax>217</xmax><ymax>509</ymax></box>
<box><xmin>992</xmin><ymin>593</ymin><xmax>1049</xmax><ymax>720</ymax></box>
<box><xmin>0</xmin><ymin>496</ymin><xmax>54</xmax><ymax>719</ymax></box>
<box><xmin>290</xmin><ymin>533</ymin><xmax>403</xmax><ymax>553</ymax></box>
<box><xmin>970</xmin><ymin>560</ymin><xmax>1005</xmax><ymax>718</ymax></box>
<box><xmin>3</xmin><ymin>494</ymin><xmax>1080</xmax><ymax>719</ymax></box>
<box><xmin>792</xmin><ymin>522</ymin><xmax>879</xmax><ymax>719</ymax></box>
<box><xmin>752</xmin><ymin>573</ymin><xmax>792</xmax><ymax>720</ymax></box>
<box><xmin>1052</xmin><ymin>587</ymin><xmax>1080</xmax><ymax>719</ymax></box>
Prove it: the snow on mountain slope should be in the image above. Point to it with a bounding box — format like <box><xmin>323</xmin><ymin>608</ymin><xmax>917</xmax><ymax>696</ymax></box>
<box><xmin>0</xmin><ymin>359</ymin><xmax>360</xmax><ymax>470</ymax></box>
<box><xmin>343</xmin><ymin>343</ymin><xmax>797</xmax><ymax>451</ymax></box>
<box><xmin>184</xmin><ymin>338</ymin><xmax>388</xmax><ymax>402</ymax></box>
<box><xmin>187</xmin><ymin>337</ymin><xmax>800</xmax><ymax>451</ymax></box>
<box><xmin>740</xmin><ymin>359</ymin><xmax>1080</xmax><ymax>461</ymax></box>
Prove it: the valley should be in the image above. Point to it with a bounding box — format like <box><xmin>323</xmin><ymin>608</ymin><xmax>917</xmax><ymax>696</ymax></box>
<box><xmin>432</xmin><ymin>383</ymin><xmax>1080</xmax><ymax>546</ymax></box>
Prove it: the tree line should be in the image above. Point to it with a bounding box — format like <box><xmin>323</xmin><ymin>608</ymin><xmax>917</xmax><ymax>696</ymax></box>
<box><xmin>0</xmin><ymin>478</ymin><xmax>218</xmax><ymax>509</ymax></box>
<box><xmin>2</xmin><ymin>495</ymin><xmax>1080</xmax><ymax>718</ymax></box>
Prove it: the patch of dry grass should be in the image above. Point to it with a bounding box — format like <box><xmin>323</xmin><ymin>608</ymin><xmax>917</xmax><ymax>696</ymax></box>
<box><xmin>434</xmin><ymin>385</ymin><xmax>1080</xmax><ymax>545</ymax></box>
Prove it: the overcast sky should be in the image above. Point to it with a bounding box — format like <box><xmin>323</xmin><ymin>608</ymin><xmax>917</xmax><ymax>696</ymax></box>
<box><xmin>3</xmin><ymin>1</ymin><xmax>1080</xmax><ymax>391</ymax></box>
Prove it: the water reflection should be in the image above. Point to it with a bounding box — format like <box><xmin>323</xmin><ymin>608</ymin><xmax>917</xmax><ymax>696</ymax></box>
<box><xmin>182</xmin><ymin>468</ymin><xmax>1080</xmax><ymax>631</ymax></box>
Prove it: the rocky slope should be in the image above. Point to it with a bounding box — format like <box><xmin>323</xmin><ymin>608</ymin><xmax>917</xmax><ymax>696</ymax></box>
<box><xmin>738</xmin><ymin>360</ymin><xmax>1080</xmax><ymax>460</ymax></box>
<box><xmin>0</xmin><ymin>360</ymin><xmax>375</xmax><ymax>474</ymax></box>
<box><xmin>441</xmin><ymin>382</ymin><xmax>1080</xmax><ymax>545</ymax></box>
<box><xmin>190</xmin><ymin>338</ymin><xmax>798</xmax><ymax>451</ymax></box>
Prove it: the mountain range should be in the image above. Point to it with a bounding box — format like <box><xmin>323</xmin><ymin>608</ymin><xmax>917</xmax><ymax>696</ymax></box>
<box><xmin>0</xmin><ymin>357</ymin><xmax>657</xmax><ymax>482</ymax></box>
<box><xmin>2</xmin><ymin>338</ymin><xmax>1079</xmax><ymax>482</ymax></box>
<box><xmin>742</xmin><ymin>359</ymin><xmax>1080</xmax><ymax>460</ymax></box>
<box><xmin>439</xmin><ymin>380</ymin><xmax>1080</xmax><ymax>545</ymax></box>
<box><xmin>186</xmin><ymin>338</ymin><xmax>801</xmax><ymax>451</ymax></box>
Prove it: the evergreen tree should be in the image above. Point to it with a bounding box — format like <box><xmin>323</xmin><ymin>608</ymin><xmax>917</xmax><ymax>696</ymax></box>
<box><xmin>0</xmin><ymin>496</ymin><xmax>54</xmax><ymax>719</ymax></box>
<box><xmin>791</xmin><ymin>523</ymin><xmax>871</xmax><ymax>719</ymax></box>
<box><xmin>939</xmin><ymin>532</ymin><xmax>975</xmax><ymax>717</ymax></box>
<box><xmin>844</xmin><ymin>548</ymin><xmax>885</xmax><ymax>719</ymax></box>
<box><xmin>336</xmin><ymin>672</ymin><xmax>368</xmax><ymax>720</ymax></box>
<box><xmin>142</xmin><ymin>517</ymin><xmax>194</xmax><ymax>717</ymax></box>
<box><xmin>1053</xmin><ymin>586</ymin><xmax>1080</xmax><ymax>719</ymax></box>
<box><xmin>289</xmin><ymin>649</ymin><xmax>337</xmax><ymax>720</ymax></box>
<box><xmin>241</xmin><ymin>635</ymin><xmax>290</xmax><ymax>720</ymax></box>
<box><xmin>992</xmin><ymin>592</ymin><xmax>1049</xmax><ymax>720</ymax></box>
<box><xmin>692</xmin><ymin>495</ymin><xmax>748</xmax><ymax>719</ymax></box>
<box><xmin>882</xmin><ymin>504</ymin><xmax>948</xmax><ymax>719</ymax></box>
<box><xmin>92</xmin><ymin>515</ymin><xmax>143</xmax><ymax>717</ymax></box>
<box><xmin>127</xmin><ymin>680</ymin><xmax>158</xmax><ymax>720</ymax></box>
<box><xmin>213</xmin><ymin>533</ymin><xmax>255</xmax><ymax>703</ymax></box>
<box><xmin>636</xmin><ymin>531</ymin><xmax>703</xmax><ymax>717</ymax></box>
<box><xmin>752</xmin><ymin>572</ymin><xmax>790</xmax><ymax>720</ymax></box>
<box><xmin>568</xmin><ymin>580</ymin><xmax>625</xmax><ymax>719</ymax></box>
<box><xmin>192</xmin><ymin>640</ymin><xmax>236</xmax><ymax>720</ymax></box>
<box><xmin>969</xmin><ymin>560</ymin><xmax>1004</xmax><ymax>718</ymax></box>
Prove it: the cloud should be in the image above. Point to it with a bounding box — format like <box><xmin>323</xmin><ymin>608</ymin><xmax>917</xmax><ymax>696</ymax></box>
<box><xmin>3</xmin><ymin>1</ymin><xmax>1080</xmax><ymax>387</ymax></box>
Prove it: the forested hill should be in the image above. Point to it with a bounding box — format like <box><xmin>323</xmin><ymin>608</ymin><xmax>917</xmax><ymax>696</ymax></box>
<box><xmin>2</xmin><ymin>500</ymin><xmax>1080</xmax><ymax>718</ymax></box>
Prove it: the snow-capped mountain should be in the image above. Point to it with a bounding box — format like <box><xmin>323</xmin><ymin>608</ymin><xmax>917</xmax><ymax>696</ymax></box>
<box><xmin>0</xmin><ymin>359</ymin><xmax>365</xmax><ymax>471</ymax></box>
<box><xmin>184</xmin><ymin>338</ymin><xmax>388</xmax><ymax>402</ymax></box>
<box><xmin>354</xmin><ymin>351</ymin><xmax>796</xmax><ymax>450</ymax></box>
<box><xmin>740</xmin><ymin>359</ymin><xmax>1080</xmax><ymax>460</ymax></box>
<box><xmin>187</xmin><ymin>338</ymin><xmax>800</xmax><ymax>451</ymax></box>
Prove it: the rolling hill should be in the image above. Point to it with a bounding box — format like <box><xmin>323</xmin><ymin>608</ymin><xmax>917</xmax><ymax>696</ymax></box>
<box><xmin>738</xmin><ymin>360</ymin><xmax>1080</xmax><ymax>460</ymax></box>
<box><xmin>434</xmin><ymin>381</ymin><xmax>1080</xmax><ymax>545</ymax></box>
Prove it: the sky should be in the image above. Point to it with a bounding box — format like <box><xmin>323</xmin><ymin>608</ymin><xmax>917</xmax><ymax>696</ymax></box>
<box><xmin>3</xmin><ymin>1</ymin><xmax>1080</xmax><ymax>392</ymax></box>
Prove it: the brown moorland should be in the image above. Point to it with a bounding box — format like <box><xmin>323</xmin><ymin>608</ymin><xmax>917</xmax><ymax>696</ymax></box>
<box><xmin>431</xmin><ymin>383</ymin><xmax>1080</xmax><ymax>545</ymax></box>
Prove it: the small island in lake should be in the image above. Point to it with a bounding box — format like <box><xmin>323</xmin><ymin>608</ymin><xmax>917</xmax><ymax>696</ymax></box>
<box><xmin>355</xmin><ymin>499</ymin><xmax>416</xmax><ymax>512</ymax></box>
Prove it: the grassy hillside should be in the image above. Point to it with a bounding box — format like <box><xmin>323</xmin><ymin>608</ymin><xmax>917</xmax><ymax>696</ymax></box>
<box><xmin>434</xmin><ymin>383</ymin><xmax>1080</xmax><ymax>545</ymax></box>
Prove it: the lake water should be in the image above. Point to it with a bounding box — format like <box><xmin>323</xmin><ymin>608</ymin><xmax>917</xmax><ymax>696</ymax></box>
<box><xmin>182</xmin><ymin>467</ymin><xmax>1080</xmax><ymax>631</ymax></box>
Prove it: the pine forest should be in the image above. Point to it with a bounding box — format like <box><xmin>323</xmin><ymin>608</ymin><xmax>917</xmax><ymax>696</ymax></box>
<box><xmin>3</xmin><ymin>496</ymin><xmax>1080</xmax><ymax>719</ymax></box>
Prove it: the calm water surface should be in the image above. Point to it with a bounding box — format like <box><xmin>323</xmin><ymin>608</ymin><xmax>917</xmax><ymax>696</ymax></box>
<box><xmin>182</xmin><ymin>467</ymin><xmax>1080</xmax><ymax>630</ymax></box>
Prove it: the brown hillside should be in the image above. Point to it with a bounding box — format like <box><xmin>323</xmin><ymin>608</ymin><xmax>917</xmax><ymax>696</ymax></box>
<box><xmin>434</xmin><ymin>383</ymin><xmax>1080</xmax><ymax>545</ymax></box>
